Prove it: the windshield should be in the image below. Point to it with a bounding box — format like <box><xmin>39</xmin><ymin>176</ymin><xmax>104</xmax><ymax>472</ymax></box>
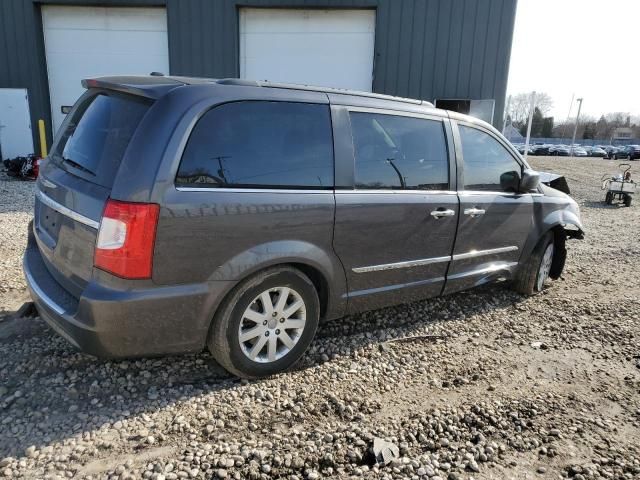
<box><xmin>52</xmin><ymin>92</ymin><xmax>151</xmax><ymax>188</ymax></box>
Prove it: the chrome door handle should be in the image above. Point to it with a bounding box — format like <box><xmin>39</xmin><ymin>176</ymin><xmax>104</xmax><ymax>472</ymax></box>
<box><xmin>464</xmin><ymin>207</ymin><xmax>486</xmax><ymax>217</ymax></box>
<box><xmin>430</xmin><ymin>208</ymin><xmax>456</xmax><ymax>219</ymax></box>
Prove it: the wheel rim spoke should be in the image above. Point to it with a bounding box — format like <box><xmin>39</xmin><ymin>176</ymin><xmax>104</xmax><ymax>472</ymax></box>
<box><xmin>267</xmin><ymin>335</ymin><xmax>277</xmax><ymax>362</ymax></box>
<box><xmin>239</xmin><ymin>325</ymin><xmax>265</xmax><ymax>343</ymax></box>
<box><xmin>283</xmin><ymin>318</ymin><xmax>305</xmax><ymax>330</ymax></box>
<box><xmin>248</xmin><ymin>335</ymin><xmax>268</xmax><ymax>360</ymax></box>
<box><xmin>274</xmin><ymin>287</ymin><xmax>290</xmax><ymax>313</ymax></box>
<box><xmin>260</xmin><ymin>291</ymin><xmax>275</xmax><ymax>316</ymax></box>
<box><xmin>279</xmin><ymin>330</ymin><xmax>295</xmax><ymax>349</ymax></box>
<box><xmin>283</xmin><ymin>300</ymin><xmax>303</xmax><ymax>319</ymax></box>
<box><xmin>243</xmin><ymin>308</ymin><xmax>266</xmax><ymax>324</ymax></box>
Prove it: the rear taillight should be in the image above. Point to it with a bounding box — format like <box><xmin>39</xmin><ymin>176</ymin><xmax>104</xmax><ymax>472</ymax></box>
<box><xmin>94</xmin><ymin>199</ymin><xmax>160</xmax><ymax>279</ymax></box>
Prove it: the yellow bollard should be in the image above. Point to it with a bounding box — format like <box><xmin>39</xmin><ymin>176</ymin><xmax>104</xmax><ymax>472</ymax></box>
<box><xmin>38</xmin><ymin>119</ymin><xmax>47</xmax><ymax>158</ymax></box>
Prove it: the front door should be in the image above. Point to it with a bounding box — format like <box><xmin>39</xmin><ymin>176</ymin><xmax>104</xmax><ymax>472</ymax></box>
<box><xmin>444</xmin><ymin>122</ymin><xmax>534</xmax><ymax>294</ymax></box>
<box><xmin>332</xmin><ymin>109</ymin><xmax>458</xmax><ymax>312</ymax></box>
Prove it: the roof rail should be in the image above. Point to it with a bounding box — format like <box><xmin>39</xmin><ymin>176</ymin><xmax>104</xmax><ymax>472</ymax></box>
<box><xmin>215</xmin><ymin>78</ymin><xmax>434</xmax><ymax>107</ymax></box>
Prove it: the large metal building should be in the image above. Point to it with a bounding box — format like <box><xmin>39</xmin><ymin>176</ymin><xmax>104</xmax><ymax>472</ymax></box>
<box><xmin>0</xmin><ymin>0</ymin><xmax>517</xmax><ymax>159</ymax></box>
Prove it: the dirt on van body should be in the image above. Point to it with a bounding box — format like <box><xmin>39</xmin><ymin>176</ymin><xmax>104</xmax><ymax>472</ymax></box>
<box><xmin>1</xmin><ymin>157</ymin><xmax>639</xmax><ymax>480</ymax></box>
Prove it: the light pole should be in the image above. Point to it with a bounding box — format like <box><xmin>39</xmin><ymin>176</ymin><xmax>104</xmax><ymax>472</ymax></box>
<box><xmin>570</xmin><ymin>98</ymin><xmax>583</xmax><ymax>156</ymax></box>
<box><xmin>503</xmin><ymin>94</ymin><xmax>512</xmax><ymax>135</ymax></box>
<box><xmin>523</xmin><ymin>91</ymin><xmax>536</xmax><ymax>161</ymax></box>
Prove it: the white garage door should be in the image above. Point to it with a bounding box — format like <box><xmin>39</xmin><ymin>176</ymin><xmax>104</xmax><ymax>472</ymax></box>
<box><xmin>0</xmin><ymin>89</ymin><xmax>33</xmax><ymax>160</ymax></box>
<box><xmin>42</xmin><ymin>6</ymin><xmax>169</xmax><ymax>134</ymax></box>
<box><xmin>240</xmin><ymin>8</ymin><xmax>375</xmax><ymax>92</ymax></box>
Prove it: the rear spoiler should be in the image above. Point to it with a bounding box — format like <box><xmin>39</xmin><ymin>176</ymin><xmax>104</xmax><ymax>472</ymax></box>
<box><xmin>81</xmin><ymin>76</ymin><xmax>185</xmax><ymax>99</ymax></box>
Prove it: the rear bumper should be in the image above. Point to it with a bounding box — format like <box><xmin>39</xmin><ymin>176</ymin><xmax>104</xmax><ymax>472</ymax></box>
<box><xmin>23</xmin><ymin>238</ymin><xmax>235</xmax><ymax>358</ymax></box>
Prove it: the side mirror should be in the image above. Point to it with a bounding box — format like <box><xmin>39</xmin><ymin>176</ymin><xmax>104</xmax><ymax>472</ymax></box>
<box><xmin>499</xmin><ymin>170</ymin><xmax>521</xmax><ymax>192</ymax></box>
<box><xmin>519</xmin><ymin>169</ymin><xmax>540</xmax><ymax>192</ymax></box>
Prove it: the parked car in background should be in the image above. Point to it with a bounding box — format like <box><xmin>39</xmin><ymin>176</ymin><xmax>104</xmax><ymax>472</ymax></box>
<box><xmin>23</xmin><ymin>75</ymin><xmax>584</xmax><ymax>378</ymax></box>
<box><xmin>600</xmin><ymin>145</ymin><xmax>619</xmax><ymax>159</ymax></box>
<box><xmin>589</xmin><ymin>146</ymin><xmax>607</xmax><ymax>158</ymax></box>
<box><xmin>530</xmin><ymin>144</ymin><xmax>551</xmax><ymax>156</ymax></box>
<box><xmin>615</xmin><ymin>145</ymin><xmax>640</xmax><ymax>160</ymax></box>
<box><xmin>572</xmin><ymin>146</ymin><xmax>588</xmax><ymax>157</ymax></box>
<box><xmin>550</xmin><ymin>145</ymin><xmax>571</xmax><ymax>156</ymax></box>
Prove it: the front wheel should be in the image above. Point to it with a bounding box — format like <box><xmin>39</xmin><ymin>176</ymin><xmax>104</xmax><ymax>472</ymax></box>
<box><xmin>512</xmin><ymin>232</ymin><xmax>554</xmax><ymax>295</ymax></box>
<box><xmin>208</xmin><ymin>266</ymin><xmax>320</xmax><ymax>379</ymax></box>
<box><xmin>605</xmin><ymin>191</ymin><xmax>613</xmax><ymax>205</ymax></box>
<box><xmin>624</xmin><ymin>194</ymin><xmax>632</xmax><ymax>207</ymax></box>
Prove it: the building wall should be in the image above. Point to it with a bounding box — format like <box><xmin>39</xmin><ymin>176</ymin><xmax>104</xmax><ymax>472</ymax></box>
<box><xmin>0</xmin><ymin>0</ymin><xmax>517</xmax><ymax>152</ymax></box>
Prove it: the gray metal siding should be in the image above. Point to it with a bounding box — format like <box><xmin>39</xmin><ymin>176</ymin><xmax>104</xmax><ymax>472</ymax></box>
<box><xmin>0</xmin><ymin>0</ymin><xmax>516</xmax><ymax>153</ymax></box>
<box><xmin>0</xmin><ymin>0</ymin><xmax>51</xmax><ymax>149</ymax></box>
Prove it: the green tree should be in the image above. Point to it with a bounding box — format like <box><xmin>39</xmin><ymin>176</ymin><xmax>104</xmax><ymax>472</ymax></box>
<box><xmin>530</xmin><ymin>107</ymin><xmax>544</xmax><ymax>137</ymax></box>
<box><xmin>582</xmin><ymin>122</ymin><xmax>596</xmax><ymax>139</ymax></box>
<box><xmin>541</xmin><ymin>116</ymin><xmax>554</xmax><ymax>138</ymax></box>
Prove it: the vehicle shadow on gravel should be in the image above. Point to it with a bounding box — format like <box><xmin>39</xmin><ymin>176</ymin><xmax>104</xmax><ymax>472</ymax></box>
<box><xmin>581</xmin><ymin>199</ymin><xmax>630</xmax><ymax>209</ymax></box>
<box><xmin>0</xmin><ymin>282</ymin><xmax>525</xmax><ymax>458</ymax></box>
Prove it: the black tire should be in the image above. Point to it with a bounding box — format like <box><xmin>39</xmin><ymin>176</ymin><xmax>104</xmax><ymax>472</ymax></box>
<box><xmin>207</xmin><ymin>266</ymin><xmax>320</xmax><ymax>379</ymax></box>
<box><xmin>624</xmin><ymin>194</ymin><xmax>632</xmax><ymax>207</ymax></box>
<box><xmin>605</xmin><ymin>191</ymin><xmax>613</xmax><ymax>205</ymax></box>
<box><xmin>512</xmin><ymin>232</ymin><xmax>554</xmax><ymax>295</ymax></box>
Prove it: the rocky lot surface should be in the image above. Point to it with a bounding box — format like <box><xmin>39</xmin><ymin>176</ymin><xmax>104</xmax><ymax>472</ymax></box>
<box><xmin>0</xmin><ymin>157</ymin><xmax>639</xmax><ymax>480</ymax></box>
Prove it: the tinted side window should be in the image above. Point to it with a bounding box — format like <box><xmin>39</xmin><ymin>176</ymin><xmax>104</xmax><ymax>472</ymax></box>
<box><xmin>459</xmin><ymin>125</ymin><xmax>522</xmax><ymax>192</ymax></box>
<box><xmin>350</xmin><ymin>113</ymin><xmax>448</xmax><ymax>190</ymax></box>
<box><xmin>52</xmin><ymin>93</ymin><xmax>151</xmax><ymax>188</ymax></box>
<box><xmin>176</xmin><ymin>101</ymin><xmax>333</xmax><ymax>189</ymax></box>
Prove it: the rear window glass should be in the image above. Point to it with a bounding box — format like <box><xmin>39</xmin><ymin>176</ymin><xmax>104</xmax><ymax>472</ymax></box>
<box><xmin>52</xmin><ymin>92</ymin><xmax>151</xmax><ymax>188</ymax></box>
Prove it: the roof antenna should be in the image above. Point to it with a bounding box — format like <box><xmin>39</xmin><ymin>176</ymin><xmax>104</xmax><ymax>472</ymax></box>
<box><xmin>149</xmin><ymin>72</ymin><xmax>165</xmax><ymax>76</ymax></box>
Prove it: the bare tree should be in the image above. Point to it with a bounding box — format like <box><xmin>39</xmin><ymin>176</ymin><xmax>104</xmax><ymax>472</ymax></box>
<box><xmin>605</xmin><ymin>112</ymin><xmax>629</xmax><ymax>128</ymax></box>
<box><xmin>533</xmin><ymin>93</ymin><xmax>554</xmax><ymax>116</ymax></box>
<box><xmin>506</xmin><ymin>92</ymin><xmax>554</xmax><ymax>126</ymax></box>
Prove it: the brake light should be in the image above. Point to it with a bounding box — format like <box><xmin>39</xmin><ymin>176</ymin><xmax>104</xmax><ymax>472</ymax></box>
<box><xmin>94</xmin><ymin>199</ymin><xmax>160</xmax><ymax>279</ymax></box>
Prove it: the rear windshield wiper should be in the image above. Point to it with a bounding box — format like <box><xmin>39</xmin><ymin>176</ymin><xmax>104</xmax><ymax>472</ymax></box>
<box><xmin>62</xmin><ymin>157</ymin><xmax>95</xmax><ymax>176</ymax></box>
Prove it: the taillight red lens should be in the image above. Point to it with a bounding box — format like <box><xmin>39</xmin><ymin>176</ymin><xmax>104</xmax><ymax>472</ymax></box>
<box><xmin>94</xmin><ymin>199</ymin><xmax>160</xmax><ymax>279</ymax></box>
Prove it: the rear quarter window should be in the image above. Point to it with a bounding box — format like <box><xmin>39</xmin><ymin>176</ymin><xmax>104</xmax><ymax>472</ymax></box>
<box><xmin>52</xmin><ymin>92</ymin><xmax>151</xmax><ymax>188</ymax></box>
<box><xmin>176</xmin><ymin>101</ymin><xmax>334</xmax><ymax>189</ymax></box>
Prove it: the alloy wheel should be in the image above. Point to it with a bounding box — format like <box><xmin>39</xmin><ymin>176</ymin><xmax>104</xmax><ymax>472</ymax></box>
<box><xmin>537</xmin><ymin>243</ymin><xmax>554</xmax><ymax>291</ymax></box>
<box><xmin>238</xmin><ymin>287</ymin><xmax>307</xmax><ymax>363</ymax></box>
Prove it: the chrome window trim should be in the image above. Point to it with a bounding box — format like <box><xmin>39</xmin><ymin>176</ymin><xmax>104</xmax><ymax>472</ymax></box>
<box><xmin>176</xmin><ymin>186</ymin><xmax>458</xmax><ymax>195</ymax></box>
<box><xmin>23</xmin><ymin>264</ymin><xmax>67</xmax><ymax>316</ymax></box>
<box><xmin>345</xmin><ymin>105</ymin><xmax>446</xmax><ymax>122</ymax></box>
<box><xmin>337</xmin><ymin>189</ymin><xmax>457</xmax><ymax>195</ymax></box>
<box><xmin>452</xmin><ymin>245</ymin><xmax>518</xmax><ymax>261</ymax></box>
<box><xmin>175</xmin><ymin>187</ymin><xmax>333</xmax><ymax>194</ymax></box>
<box><xmin>352</xmin><ymin>255</ymin><xmax>451</xmax><ymax>273</ymax></box>
<box><xmin>36</xmin><ymin>190</ymin><xmax>100</xmax><ymax>230</ymax></box>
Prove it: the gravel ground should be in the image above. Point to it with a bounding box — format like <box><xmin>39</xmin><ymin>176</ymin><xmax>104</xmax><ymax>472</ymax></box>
<box><xmin>1</xmin><ymin>157</ymin><xmax>639</xmax><ymax>480</ymax></box>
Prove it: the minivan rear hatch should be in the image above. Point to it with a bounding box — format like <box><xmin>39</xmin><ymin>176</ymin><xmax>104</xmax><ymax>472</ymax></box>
<box><xmin>34</xmin><ymin>90</ymin><xmax>152</xmax><ymax>297</ymax></box>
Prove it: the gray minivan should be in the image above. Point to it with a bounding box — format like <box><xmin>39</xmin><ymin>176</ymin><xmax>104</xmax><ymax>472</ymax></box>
<box><xmin>23</xmin><ymin>76</ymin><xmax>583</xmax><ymax>378</ymax></box>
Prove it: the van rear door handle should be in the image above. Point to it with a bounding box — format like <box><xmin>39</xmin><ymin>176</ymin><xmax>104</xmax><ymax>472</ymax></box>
<box><xmin>464</xmin><ymin>207</ymin><xmax>486</xmax><ymax>217</ymax></box>
<box><xmin>430</xmin><ymin>208</ymin><xmax>456</xmax><ymax>219</ymax></box>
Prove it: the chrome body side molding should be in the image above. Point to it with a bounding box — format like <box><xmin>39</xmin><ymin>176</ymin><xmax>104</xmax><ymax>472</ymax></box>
<box><xmin>352</xmin><ymin>246</ymin><xmax>518</xmax><ymax>274</ymax></box>
<box><xmin>452</xmin><ymin>246</ymin><xmax>518</xmax><ymax>261</ymax></box>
